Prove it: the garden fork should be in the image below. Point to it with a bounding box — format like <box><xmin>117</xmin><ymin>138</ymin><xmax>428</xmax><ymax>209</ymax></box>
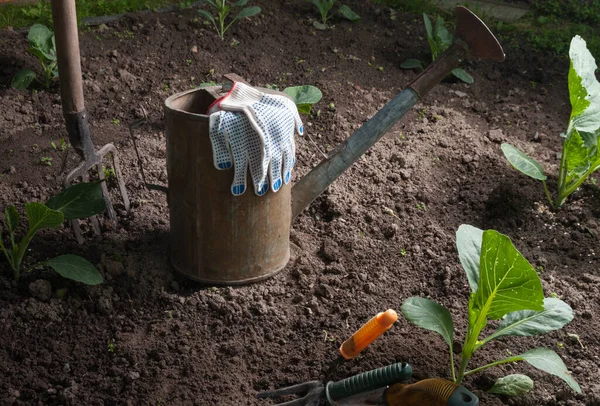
<box><xmin>51</xmin><ymin>0</ymin><xmax>130</xmax><ymax>244</ymax></box>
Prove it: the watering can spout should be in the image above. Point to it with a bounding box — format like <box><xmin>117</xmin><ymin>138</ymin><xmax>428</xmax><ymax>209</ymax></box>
<box><xmin>291</xmin><ymin>6</ymin><xmax>504</xmax><ymax>219</ymax></box>
<box><xmin>455</xmin><ymin>6</ymin><xmax>505</xmax><ymax>62</ymax></box>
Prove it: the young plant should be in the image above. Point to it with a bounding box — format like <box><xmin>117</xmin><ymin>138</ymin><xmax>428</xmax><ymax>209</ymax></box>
<box><xmin>0</xmin><ymin>182</ymin><xmax>107</xmax><ymax>285</ymax></box>
<box><xmin>310</xmin><ymin>0</ymin><xmax>360</xmax><ymax>29</ymax></box>
<box><xmin>401</xmin><ymin>225</ymin><xmax>580</xmax><ymax>397</ymax></box>
<box><xmin>502</xmin><ymin>36</ymin><xmax>600</xmax><ymax>208</ymax></box>
<box><xmin>400</xmin><ymin>13</ymin><xmax>473</xmax><ymax>83</ymax></box>
<box><xmin>51</xmin><ymin>137</ymin><xmax>68</xmax><ymax>152</ymax></box>
<box><xmin>283</xmin><ymin>85</ymin><xmax>323</xmax><ymax>114</ymax></box>
<box><xmin>197</xmin><ymin>0</ymin><xmax>261</xmax><ymax>40</ymax></box>
<box><xmin>40</xmin><ymin>156</ymin><xmax>52</xmax><ymax>166</ymax></box>
<box><xmin>11</xmin><ymin>24</ymin><xmax>58</xmax><ymax>90</ymax></box>
<box><xmin>103</xmin><ymin>165</ymin><xmax>116</xmax><ymax>180</ymax></box>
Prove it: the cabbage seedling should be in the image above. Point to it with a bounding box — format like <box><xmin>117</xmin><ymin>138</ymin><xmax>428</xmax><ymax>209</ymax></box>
<box><xmin>197</xmin><ymin>0</ymin><xmax>261</xmax><ymax>40</ymax></box>
<box><xmin>309</xmin><ymin>0</ymin><xmax>360</xmax><ymax>29</ymax></box>
<box><xmin>283</xmin><ymin>85</ymin><xmax>323</xmax><ymax>114</ymax></box>
<box><xmin>0</xmin><ymin>182</ymin><xmax>106</xmax><ymax>285</ymax></box>
<box><xmin>11</xmin><ymin>24</ymin><xmax>58</xmax><ymax>90</ymax></box>
<box><xmin>502</xmin><ymin>36</ymin><xmax>600</xmax><ymax>208</ymax></box>
<box><xmin>400</xmin><ymin>14</ymin><xmax>473</xmax><ymax>83</ymax></box>
<box><xmin>401</xmin><ymin>225</ymin><xmax>580</xmax><ymax>397</ymax></box>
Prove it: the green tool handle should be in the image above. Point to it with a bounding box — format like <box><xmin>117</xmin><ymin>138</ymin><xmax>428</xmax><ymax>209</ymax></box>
<box><xmin>325</xmin><ymin>362</ymin><xmax>412</xmax><ymax>404</ymax></box>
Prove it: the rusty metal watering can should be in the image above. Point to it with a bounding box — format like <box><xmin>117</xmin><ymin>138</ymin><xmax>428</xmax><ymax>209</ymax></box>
<box><xmin>145</xmin><ymin>7</ymin><xmax>504</xmax><ymax>284</ymax></box>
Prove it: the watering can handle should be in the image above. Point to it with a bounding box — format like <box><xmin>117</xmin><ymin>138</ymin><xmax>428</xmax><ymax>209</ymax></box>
<box><xmin>128</xmin><ymin>109</ymin><xmax>169</xmax><ymax>194</ymax></box>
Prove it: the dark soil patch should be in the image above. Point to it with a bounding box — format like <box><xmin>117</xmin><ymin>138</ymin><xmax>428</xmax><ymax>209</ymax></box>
<box><xmin>1</xmin><ymin>1</ymin><xmax>599</xmax><ymax>405</ymax></box>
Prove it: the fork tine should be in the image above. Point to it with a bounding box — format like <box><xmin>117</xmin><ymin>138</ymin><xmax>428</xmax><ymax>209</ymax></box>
<box><xmin>257</xmin><ymin>381</ymin><xmax>319</xmax><ymax>398</ymax></box>
<box><xmin>96</xmin><ymin>162</ymin><xmax>116</xmax><ymax>221</ymax></box>
<box><xmin>263</xmin><ymin>397</ymin><xmax>319</xmax><ymax>406</ymax></box>
<box><xmin>257</xmin><ymin>381</ymin><xmax>323</xmax><ymax>405</ymax></box>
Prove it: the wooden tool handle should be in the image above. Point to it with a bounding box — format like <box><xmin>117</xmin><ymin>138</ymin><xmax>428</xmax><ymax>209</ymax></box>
<box><xmin>51</xmin><ymin>0</ymin><xmax>85</xmax><ymax>114</ymax></box>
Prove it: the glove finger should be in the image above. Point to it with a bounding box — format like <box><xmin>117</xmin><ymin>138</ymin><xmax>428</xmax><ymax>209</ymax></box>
<box><xmin>241</xmin><ymin>106</ymin><xmax>268</xmax><ymax>147</ymax></box>
<box><xmin>282</xmin><ymin>142</ymin><xmax>295</xmax><ymax>185</ymax></box>
<box><xmin>249</xmin><ymin>155</ymin><xmax>269</xmax><ymax>196</ymax></box>
<box><xmin>209</xmin><ymin>112</ymin><xmax>233</xmax><ymax>170</ymax></box>
<box><xmin>227</xmin><ymin>121</ymin><xmax>251</xmax><ymax>196</ymax></box>
<box><xmin>244</xmin><ymin>121</ymin><xmax>269</xmax><ymax>196</ymax></box>
<box><xmin>269</xmin><ymin>150</ymin><xmax>284</xmax><ymax>192</ymax></box>
<box><xmin>230</xmin><ymin>152</ymin><xmax>248</xmax><ymax>196</ymax></box>
<box><xmin>233</xmin><ymin>106</ymin><xmax>268</xmax><ymax>196</ymax></box>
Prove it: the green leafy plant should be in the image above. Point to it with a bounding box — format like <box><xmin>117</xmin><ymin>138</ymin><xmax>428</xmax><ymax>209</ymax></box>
<box><xmin>400</xmin><ymin>13</ymin><xmax>473</xmax><ymax>83</ymax></box>
<box><xmin>11</xmin><ymin>24</ymin><xmax>58</xmax><ymax>90</ymax></box>
<box><xmin>40</xmin><ymin>156</ymin><xmax>52</xmax><ymax>166</ymax></box>
<box><xmin>533</xmin><ymin>0</ymin><xmax>600</xmax><ymax>26</ymax></box>
<box><xmin>309</xmin><ymin>0</ymin><xmax>360</xmax><ymax>29</ymax></box>
<box><xmin>197</xmin><ymin>81</ymin><xmax>219</xmax><ymax>88</ymax></box>
<box><xmin>0</xmin><ymin>182</ymin><xmax>106</xmax><ymax>285</ymax></box>
<box><xmin>179</xmin><ymin>0</ymin><xmax>196</xmax><ymax>8</ymax></box>
<box><xmin>283</xmin><ymin>85</ymin><xmax>323</xmax><ymax>114</ymax></box>
<box><xmin>51</xmin><ymin>137</ymin><xmax>68</xmax><ymax>152</ymax></box>
<box><xmin>197</xmin><ymin>0</ymin><xmax>261</xmax><ymax>40</ymax></box>
<box><xmin>17</xmin><ymin>0</ymin><xmax>52</xmax><ymax>27</ymax></box>
<box><xmin>401</xmin><ymin>225</ymin><xmax>580</xmax><ymax>397</ymax></box>
<box><xmin>103</xmin><ymin>166</ymin><xmax>116</xmax><ymax>180</ymax></box>
<box><xmin>502</xmin><ymin>36</ymin><xmax>600</xmax><ymax>208</ymax></box>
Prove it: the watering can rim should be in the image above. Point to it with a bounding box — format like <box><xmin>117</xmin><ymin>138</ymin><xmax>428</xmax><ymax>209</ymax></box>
<box><xmin>164</xmin><ymin>87</ymin><xmax>211</xmax><ymax>121</ymax></box>
<box><xmin>164</xmin><ymin>85</ymin><xmax>294</xmax><ymax>120</ymax></box>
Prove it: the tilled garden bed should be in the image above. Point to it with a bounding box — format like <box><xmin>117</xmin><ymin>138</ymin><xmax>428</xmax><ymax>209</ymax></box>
<box><xmin>1</xmin><ymin>1</ymin><xmax>599</xmax><ymax>405</ymax></box>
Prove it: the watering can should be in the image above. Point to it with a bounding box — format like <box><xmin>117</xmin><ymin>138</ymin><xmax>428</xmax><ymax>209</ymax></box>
<box><xmin>150</xmin><ymin>7</ymin><xmax>504</xmax><ymax>284</ymax></box>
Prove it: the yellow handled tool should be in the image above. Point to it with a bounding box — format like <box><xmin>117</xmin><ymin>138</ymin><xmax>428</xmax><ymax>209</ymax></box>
<box><xmin>339</xmin><ymin>378</ymin><xmax>479</xmax><ymax>405</ymax></box>
<box><xmin>384</xmin><ymin>378</ymin><xmax>478</xmax><ymax>406</ymax></box>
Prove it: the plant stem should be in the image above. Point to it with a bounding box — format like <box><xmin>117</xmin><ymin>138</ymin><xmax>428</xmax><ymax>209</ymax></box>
<box><xmin>12</xmin><ymin>227</ymin><xmax>39</xmax><ymax>281</ymax></box>
<box><xmin>457</xmin><ymin>297</ymin><xmax>492</xmax><ymax>383</ymax></box>
<box><xmin>555</xmin><ymin>139</ymin><xmax>569</xmax><ymax>207</ymax></box>
<box><xmin>217</xmin><ymin>0</ymin><xmax>226</xmax><ymax>39</ymax></box>
<box><xmin>449</xmin><ymin>347</ymin><xmax>456</xmax><ymax>382</ymax></box>
<box><xmin>224</xmin><ymin>20</ymin><xmax>235</xmax><ymax>36</ymax></box>
<box><xmin>219</xmin><ymin>14</ymin><xmax>225</xmax><ymax>39</ymax></box>
<box><xmin>0</xmin><ymin>239</ymin><xmax>19</xmax><ymax>280</ymax></box>
<box><xmin>542</xmin><ymin>180</ymin><xmax>555</xmax><ymax>209</ymax></box>
<box><xmin>8</xmin><ymin>227</ymin><xmax>16</xmax><ymax>252</ymax></box>
<box><xmin>456</xmin><ymin>351</ymin><xmax>470</xmax><ymax>385</ymax></box>
<box><xmin>463</xmin><ymin>356</ymin><xmax>521</xmax><ymax>377</ymax></box>
<box><xmin>40</xmin><ymin>60</ymin><xmax>50</xmax><ymax>89</ymax></box>
<box><xmin>555</xmin><ymin>163</ymin><xmax>600</xmax><ymax>208</ymax></box>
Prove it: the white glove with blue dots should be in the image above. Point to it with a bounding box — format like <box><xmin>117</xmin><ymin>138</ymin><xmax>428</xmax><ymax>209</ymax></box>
<box><xmin>208</xmin><ymin>82</ymin><xmax>304</xmax><ymax>196</ymax></box>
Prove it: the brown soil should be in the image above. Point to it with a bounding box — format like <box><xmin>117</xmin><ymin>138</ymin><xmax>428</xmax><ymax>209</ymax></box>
<box><xmin>1</xmin><ymin>1</ymin><xmax>599</xmax><ymax>405</ymax></box>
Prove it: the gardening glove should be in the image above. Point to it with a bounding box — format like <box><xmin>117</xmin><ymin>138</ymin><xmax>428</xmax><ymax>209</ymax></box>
<box><xmin>208</xmin><ymin>82</ymin><xmax>304</xmax><ymax>196</ymax></box>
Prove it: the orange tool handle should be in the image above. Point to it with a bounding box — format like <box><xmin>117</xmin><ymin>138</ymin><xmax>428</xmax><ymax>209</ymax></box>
<box><xmin>339</xmin><ymin>309</ymin><xmax>398</xmax><ymax>360</ymax></box>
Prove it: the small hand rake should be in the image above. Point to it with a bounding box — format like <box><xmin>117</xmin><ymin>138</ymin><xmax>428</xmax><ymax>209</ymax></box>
<box><xmin>257</xmin><ymin>362</ymin><xmax>412</xmax><ymax>405</ymax></box>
